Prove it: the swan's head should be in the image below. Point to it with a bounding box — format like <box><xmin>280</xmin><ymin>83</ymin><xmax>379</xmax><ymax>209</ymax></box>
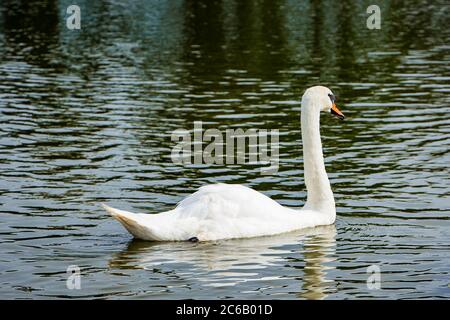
<box><xmin>302</xmin><ymin>86</ymin><xmax>345</xmax><ymax>120</ymax></box>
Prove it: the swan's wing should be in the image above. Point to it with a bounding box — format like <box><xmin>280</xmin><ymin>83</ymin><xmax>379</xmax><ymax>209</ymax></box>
<box><xmin>170</xmin><ymin>184</ymin><xmax>299</xmax><ymax>240</ymax></box>
<box><xmin>174</xmin><ymin>184</ymin><xmax>287</xmax><ymax>221</ymax></box>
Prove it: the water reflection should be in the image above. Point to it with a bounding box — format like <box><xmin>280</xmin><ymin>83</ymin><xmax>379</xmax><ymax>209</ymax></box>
<box><xmin>300</xmin><ymin>227</ymin><xmax>336</xmax><ymax>299</ymax></box>
<box><xmin>109</xmin><ymin>225</ymin><xmax>336</xmax><ymax>299</ymax></box>
<box><xmin>1</xmin><ymin>0</ymin><xmax>59</xmax><ymax>67</ymax></box>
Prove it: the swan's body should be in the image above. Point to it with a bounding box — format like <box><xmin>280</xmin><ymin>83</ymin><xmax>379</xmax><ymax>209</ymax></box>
<box><xmin>103</xmin><ymin>86</ymin><xmax>345</xmax><ymax>241</ymax></box>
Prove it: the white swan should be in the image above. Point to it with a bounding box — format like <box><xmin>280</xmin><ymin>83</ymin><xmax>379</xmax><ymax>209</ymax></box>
<box><xmin>103</xmin><ymin>86</ymin><xmax>345</xmax><ymax>242</ymax></box>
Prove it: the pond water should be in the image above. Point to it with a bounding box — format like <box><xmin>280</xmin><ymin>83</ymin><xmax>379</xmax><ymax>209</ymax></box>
<box><xmin>0</xmin><ymin>0</ymin><xmax>449</xmax><ymax>299</ymax></box>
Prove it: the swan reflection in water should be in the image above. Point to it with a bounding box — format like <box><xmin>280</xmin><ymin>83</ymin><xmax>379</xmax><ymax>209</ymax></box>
<box><xmin>109</xmin><ymin>225</ymin><xmax>336</xmax><ymax>299</ymax></box>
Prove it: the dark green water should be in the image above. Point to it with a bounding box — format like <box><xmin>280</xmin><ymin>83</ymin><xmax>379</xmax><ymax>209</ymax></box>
<box><xmin>0</xmin><ymin>0</ymin><xmax>449</xmax><ymax>299</ymax></box>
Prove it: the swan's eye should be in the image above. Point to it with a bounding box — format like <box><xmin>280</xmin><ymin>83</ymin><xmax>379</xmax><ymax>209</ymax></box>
<box><xmin>328</xmin><ymin>93</ymin><xmax>336</xmax><ymax>103</ymax></box>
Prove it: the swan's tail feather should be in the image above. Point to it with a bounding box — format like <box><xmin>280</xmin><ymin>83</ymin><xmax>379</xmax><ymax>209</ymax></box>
<box><xmin>102</xmin><ymin>203</ymin><xmax>134</xmax><ymax>219</ymax></box>
<box><xmin>101</xmin><ymin>204</ymin><xmax>160</xmax><ymax>241</ymax></box>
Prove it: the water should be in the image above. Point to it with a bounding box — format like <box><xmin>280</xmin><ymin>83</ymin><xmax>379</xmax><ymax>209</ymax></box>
<box><xmin>0</xmin><ymin>0</ymin><xmax>449</xmax><ymax>299</ymax></box>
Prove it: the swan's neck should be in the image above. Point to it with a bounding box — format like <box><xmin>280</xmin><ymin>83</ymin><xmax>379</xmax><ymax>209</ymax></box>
<box><xmin>301</xmin><ymin>102</ymin><xmax>335</xmax><ymax>215</ymax></box>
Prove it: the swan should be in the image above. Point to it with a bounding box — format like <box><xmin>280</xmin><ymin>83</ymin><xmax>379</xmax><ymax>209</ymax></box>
<box><xmin>102</xmin><ymin>85</ymin><xmax>345</xmax><ymax>242</ymax></box>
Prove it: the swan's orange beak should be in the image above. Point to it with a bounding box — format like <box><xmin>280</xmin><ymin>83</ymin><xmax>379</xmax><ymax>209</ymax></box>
<box><xmin>331</xmin><ymin>103</ymin><xmax>345</xmax><ymax>120</ymax></box>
